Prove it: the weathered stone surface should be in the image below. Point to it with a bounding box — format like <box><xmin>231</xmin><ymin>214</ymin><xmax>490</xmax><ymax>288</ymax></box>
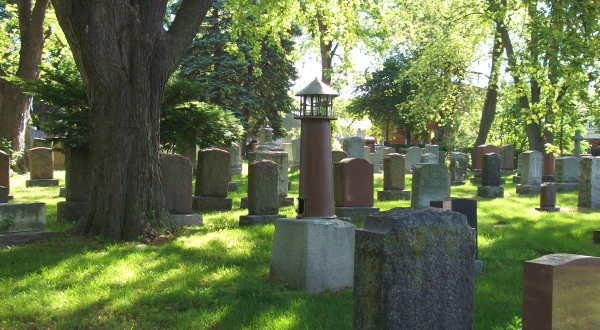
<box><xmin>179</xmin><ymin>143</ymin><xmax>197</xmax><ymax>173</ymax></box>
<box><xmin>439</xmin><ymin>151</ymin><xmax>446</xmax><ymax>165</ymax></box>
<box><xmin>370</xmin><ymin>153</ymin><xmax>381</xmax><ymax>173</ymax></box>
<box><xmin>517</xmin><ymin>153</ymin><xmax>523</xmax><ymax>175</ymax></box>
<box><xmin>239</xmin><ymin>214</ymin><xmax>285</xmax><ymax>226</ymax></box>
<box><xmin>517</xmin><ymin>150</ymin><xmax>543</xmax><ymax>195</ymax></box>
<box><xmin>332</xmin><ymin>150</ymin><xmax>347</xmax><ymax>164</ymax></box>
<box><xmin>270</xmin><ymin>218</ymin><xmax>357</xmax><ymax>292</ymax></box>
<box><xmin>247</xmin><ymin>160</ymin><xmax>279</xmax><ymax>215</ymax></box>
<box><xmin>56</xmin><ymin>201</ymin><xmax>88</xmax><ymax>223</ymax></box>
<box><xmin>383</xmin><ymin>153</ymin><xmax>405</xmax><ymax>190</ymax></box>
<box><xmin>430</xmin><ymin>198</ymin><xmax>478</xmax><ymax>258</ymax></box>
<box><xmin>291</xmin><ymin>138</ymin><xmax>301</xmax><ymax>169</ymax></box>
<box><xmin>555</xmin><ymin>156</ymin><xmax>580</xmax><ymax>183</ymax></box>
<box><xmin>227</xmin><ymin>182</ymin><xmax>238</xmax><ymax>192</ymax></box>
<box><xmin>592</xmin><ymin>147</ymin><xmax>600</xmax><ymax>157</ymax></box>
<box><xmin>0</xmin><ymin>230</ymin><xmax>55</xmax><ymax>247</ymax></box>
<box><xmin>279</xmin><ymin>196</ymin><xmax>294</xmax><ymax>207</ymax></box>
<box><xmin>406</xmin><ymin>146</ymin><xmax>423</xmax><ymax>172</ymax></box>
<box><xmin>500</xmin><ymin>144</ymin><xmax>515</xmax><ymax>170</ymax></box>
<box><xmin>160</xmin><ymin>154</ymin><xmax>193</xmax><ymax>214</ymax></box>
<box><xmin>450</xmin><ymin>152</ymin><xmax>468</xmax><ymax>183</ymax></box>
<box><xmin>334</xmin><ymin>158</ymin><xmax>374</xmax><ymax>207</ymax></box>
<box><xmin>383</xmin><ymin>147</ymin><xmax>395</xmax><ymax>158</ymax></box>
<box><xmin>25</xmin><ymin>179</ymin><xmax>59</xmax><ymax>187</ymax></box>
<box><xmin>170</xmin><ymin>214</ymin><xmax>203</xmax><ymax>228</ymax></box>
<box><xmin>544</xmin><ymin>153</ymin><xmax>556</xmax><ymax>175</ymax></box>
<box><xmin>420</xmin><ymin>153</ymin><xmax>438</xmax><ymax>164</ymax></box>
<box><xmin>192</xmin><ymin>196</ymin><xmax>232</xmax><ymax>211</ymax></box>
<box><xmin>424</xmin><ymin>144</ymin><xmax>439</xmax><ymax>157</ymax></box>
<box><xmin>477</xmin><ymin>185</ymin><xmax>504</xmax><ymax>198</ymax></box>
<box><xmin>0</xmin><ymin>151</ymin><xmax>9</xmax><ymax>195</ymax></box>
<box><xmin>0</xmin><ymin>202</ymin><xmax>46</xmax><ymax>232</ymax></box>
<box><xmin>377</xmin><ymin>190</ymin><xmax>411</xmax><ymax>201</ymax></box>
<box><xmin>554</xmin><ymin>182</ymin><xmax>578</xmax><ymax>192</ymax></box>
<box><xmin>535</xmin><ymin>183</ymin><xmax>560</xmax><ymax>212</ymax></box>
<box><xmin>282</xmin><ymin>143</ymin><xmax>293</xmax><ymax>163</ymax></box>
<box><xmin>0</xmin><ymin>186</ymin><xmax>7</xmax><ymax>203</ymax></box>
<box><xmin>342</xmin><ymin>137</ymin><xmax>364</xmax><ymax>159</ymax></box>
<box><xmin>334</xmin><ymin>206</ymin><xmax>380</xmax><ymax>223</ymax></box>
<box><xmin>29</xmin><ymin>147</ymin><xmax>54</xmax><ymax>180</ymax></box>
<box><xmin>64</xmin><ymin>146</ymin><xmax>92</xmax><ymax>203</ymax></box>
<box><xmin>513</xmin><ymin>176</ymin><xmax>521</xmax><ymax>184</ymax></box>
<box><xmin>353</xmin><ymin>207</ymin><xmax>475</xmax><ymax>330</ymax></box>
<box><xmin>364</xmin><ymin>146</ymin><xmax>371</xmax><ymax>163</ymax></box>
<box><xmin>248</xmin><ymin>150</ymin><xmax>289</xmax><ymax>197</ymax></box>
<box><xmin>195</xmin><ymin>148</ymin><xmax>230</xmax><ymax>197</ymax></box>
<box><xmin>411</xmin><ymin>164</ymin><xmax>450</xmax><ymax>207</ymax></box>
<box><xmin>578</xmin><ymin>156</ymin><xmax>600</xmax><ymax>208</ymax></box>
<box><xmin>476</xmin><ymin>145</ymin><xmax>499</xmax><ymax>169</ymax></box>
<box><xmin>52</xmin><ymin>142</ymin><xmax>65</xmax><ymax>171</ymax></box>
<box><xmin>230</xmin><ymin>143</ymin><xmax>242</xmax><ymax>175</ymax></box>
<box><xmin>523</xmin><ymin>254</ymin><xmax>600</xmax><ymax>329</ymax></box>
<box><xmin>32</xmin><ymin>138</ymin><xmax>52</xmax><ymax>148</ymax></box>
<box><xmin>482</xmin><ymin>153</ymin><xmax>501</xmax><ymax>186</ymax></box>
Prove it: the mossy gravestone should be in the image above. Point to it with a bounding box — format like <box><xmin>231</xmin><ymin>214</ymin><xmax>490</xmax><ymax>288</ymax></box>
<box><xmin>353</xmin><ymin>207</ymin><xmax>476</xmax><ymax>330</ymax></box>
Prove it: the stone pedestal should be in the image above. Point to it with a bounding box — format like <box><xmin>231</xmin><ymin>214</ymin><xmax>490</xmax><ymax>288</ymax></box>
<box><xmin>170</xmin><ymin>214</ymin><xmax>203</xmax><ymax>228</ymax></box>
<box><xmin>56</xmin><ymin>201</ymin><xmax>88</xmax><ymax>223</ymax></box>
<box><xmin>192</xmin><ymin>196</ymin><xmax>232</xmax><ymax>211</ymax></box>
<box><xmin>512</xmin><ymin>176</ymin><xmax>521</xmax><ymax>184</ymax></box>
<box><xmin>377</xmin><ymin>190</ymin><xmax>411</xmax><ymax>201</ymax></box>
<box><xmin>536</xmin><ymin>183</ymin><xmax>560</xmax><ymax>212</ymax></box>
<box><xmin>516</xmin><ymin>184</ymin><xmax>542</xmax><ymax>195</ymax></box>
<box><xmin>227</xmin><ymin>182</ymin><xmax>238</xmax><ymax>192</ymax></box>
<box><xmin>269</xmin><ymin>218</ymin><xmax>356</xmax><ymax>292</ymax></box>
<box><xmin>477</xmin><ymin>186</ymin><xmax>504</xmax><ymax>198</ymax></box>
<box><xmin>25</xmin><ymin>179</ymin><xmax>59</xmax><ymax>187</ymax></box>
<box><xmin>239</xmin><ymin>214</ymin><xmax>286</xmax><ymax>226</ymax></box>
<box><xmin>554</xmin><ymin>182</ymin><xmax>578</xmax><ymax>192</ymax></box>
<box><xmin>0</xmin><ymin>202</ymin><xmax>46</xmax><ymax>232</ymax></box>
<box><xmin>334</xmin><ymin>207</ymin><xmax>380</xmax><ymax>223</ymax></box>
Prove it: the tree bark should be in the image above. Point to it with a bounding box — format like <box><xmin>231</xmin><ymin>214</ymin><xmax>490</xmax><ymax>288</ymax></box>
<box><xmin>470</xmin><ymin>23</ymin><xmax>503</xmax><ymax>168</ymax></box>
<box><xmin>0</xmin><ymin>0</ymin><xmax>49</xmax><ymax>173</ymax></box>
<box><xmin>52</xmin><ymin>0</ymin><xmax>213</xmax><ymax>240</ymax></box>
<box><xmin>317</xmin><ymin>13</ymin><xmax>336</xmax><ymax>85</ymax></box>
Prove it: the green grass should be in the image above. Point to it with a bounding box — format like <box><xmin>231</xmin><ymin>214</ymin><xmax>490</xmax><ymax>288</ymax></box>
<box><xmin>2</xmin><ymin>166</ymin><xmax>600</xmax><ymax>329</ymax></box>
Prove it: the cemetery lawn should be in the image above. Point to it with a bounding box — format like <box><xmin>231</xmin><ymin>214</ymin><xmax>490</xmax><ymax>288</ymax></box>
<box><xmin>2</xmin><ymin>168</ymin><xmax>600</xmax><ymax>329</ymax></box>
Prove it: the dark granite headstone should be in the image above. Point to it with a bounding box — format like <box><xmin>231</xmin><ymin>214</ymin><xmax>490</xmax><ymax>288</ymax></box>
<box><xmin>353</xmin><ymin>207</ymin><xmax>475</xmax><ymax>329</ymax></box>
<box><xmin>248</xmin><ymin>160</ymin><xmax>279</xmax><ymax>215</ymax></box>
<box><xmin>0</xmin><ymin>185</ymin><xmax>7</xmax><ymax>203</ymax></box>
<box><xmin>65</xmin><ymin>146</ymin><xmax>92</xmax><ymax>202</ymax></box>
<box><xmin>592</xmin><ymin>147</ymin><xmax>600</xmax><ymax>157</ymax></box>
<box><xmin>0</xmin><ymin>151</ymin><xmax>8</xmax><ymax>195</ymax></box>
<box><xmin>482</xmin><ymin>153</ymin><xmax>501</xmax><ymax>186</ymax></box>
<box><xmin>334</xmin><ymin>158</ymin><xmax>373</xmax><ymax>207</ymax></box>
<box><xmin>500</xmin><ymin>144</ymin><xmax>514</xmax><ymax>170</ymax></box>
<box><xmin>523</xmin><ymin>254</ymin><xmax>600</xmax><ymax>329</ymax></box>
<box><xmin>430</xmin><ymin>198</ymin><xmax>478</xmax><ymax>258</ymax></box>
<box><xmin>160</xmin><ymin>154</ymin><xmax>193</xmax><ymax>214</ymax></box>
<box><xmin>195</xmin><ymin>148</ymin><xmax>230</xmax><ymax>197</ymax></box>
<box><xmin>536</xmin><ymin>183</ymin><xmax>559</xmax><ymax>212</ymax></box>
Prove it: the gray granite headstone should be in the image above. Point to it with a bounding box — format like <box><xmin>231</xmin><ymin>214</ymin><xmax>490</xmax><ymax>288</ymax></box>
<box><xmin>411</xmin><ymin>164</ymin><xmax>450</xmax><ymax>206</ymax></box>
<box><xmin>554</xmin><ymin>156</ymin><xmax>580</xmax><ymax>191</ymax></box>
<box><xmin>353</xmin><ymin>207</ymin><xmax>475</xmax><ymax>330</ymax></box>
<box><xmin>536</xmin><ymin>183</ymin><xmax>559</xmax><ymax>212</ymax></box>
<box><xmin>160</xmin><ymin>154</ymin><xmax>193</xmax><ymax>214</ymax></box>
<box><xmin>291</xmin><ymin>138</ymin><xmax>301</xmax><ymax>168</ymax></box>
<box><xmin>364</xmin><ymin>146</ymin><xmax>371</xmax><ymax>163</ymax></box>
<box><xmin>0</xmin><ymin>185</ymin><xmax>7</xmax><ymax>203</ymax></box>
<box><xmin>230</xmin><ymin>143</ymin><xmax>242</xmax><ymax>175</ymax></box>
<box><xmin>482</xmin><ymin>153</ymin><xmax>501</xmax><ymax>186</ymax></box>
<box><xmin>572</xmin><ymin>130</ymin><xmax>583</xmax><ymax>157</ymax></box>
<box><xmin>406</xmin><ymin>146</ymin><xmax>423</xmax><ymax>172</ymax></box>
<box><xmin>517</xmin><ymin>151</ymin><xmax>543</xmax><ymax>194</ymax></box>
<box><xmin>420</xmin><ymin>153</ymin><xmax>438</xmax><ymax>164</ymax></box>
<box><xmin>383</xmin><ymin>154</ymin><xmax>405</xmax><ymax>190</ymax></box>
<box><xmin>248</xmin><ymin>150</ymin><xmax>289</xmax><ymax>198</ymax></box>
<box><xmin>424</xmin><ymin>144</ymin><xmax>439</xmax><ymax>158</ymax></box>
<box><xmin>248</xmin><ymin>160</ymin><xmax>279</xmax><ymax>215</ymax></box>
<box><xmin>450</xmin><ymin>152</ymin><xmax>468</xmax><ymax>181</ymax></box>
<box><xmin>500</xmin><ymin>144</ymin><xmax>515</xmax><ymax>170</ymax></box>
<box><xmin>370</xmin><ymin>153</ymin><xmax>381</xmax><ymax>173</ymax></box>
<box><xmin>578</xmin><ymin>156</ymin><xmax>600</xmax><ymax>208</ymax></box>
<box><xmin>342</xmin><ymin>137</ymin><xmax>364</xmax><ymax>159</ymax></box>
<box><xmin>332</xmin><ymin>150</ymin><xmax>347</xmax><ymax>164</ymax></box>
<box><xmin>195</xmin><ymin>148</ymin><xmax>230</xmax><ymax>197</ymax></box>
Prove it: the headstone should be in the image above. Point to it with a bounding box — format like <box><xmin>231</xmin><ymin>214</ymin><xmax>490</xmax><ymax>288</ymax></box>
<box><xmin>282</xmin><ymin>143</ymin><xmax>293</xmax><ymax>163</ymax></box>
<box><xmin>516</xmin><ymin>151</ymin><xmax>543</xmax><ymax>195</ymax></box>
<box><xmin>57</xmin><ymin>146</ymin><xmax>92</xmax><ymax>223</ymax></box>
<box><xmin>192</xmin><ymin>148</ymin><xmax>232</xmax><ymax>211</ymax></box>
<box><xmin>365</xmin><ymin>137</ymin><xmax>376</xmax><ymax>153</ymax></box>
<box><xmin>383</xmin><ymin>147</ymin><xmax>395</xmax><ymax>158</ymax></box>
<box><xmin>554</xmin><ymin>156</ymin><xmax>579</xmax><ymax>191</ymax></box>
<box><xmin>523</xmin><ymin>254</ymin><xmax>600</xmax><ymax>329</ymax></box>
<box><xmin>438</xmin><ymin>151</ymin><xmax>445</xmax><ymax>165</ymax></box>
<box><xmin>536</xmin><ymin>183</ymin><xmax>560</xmax><ymax>212</ymax></box>
<box><xmin>353</xmin><ymin>207</ymin><xmax>475</xmax><ymax>329</ymax></box>
<box><xmin>430</xmin><ymin>198</ymin><xmax>479</xmax><ymax>260</ymax></box>
<box><xmin>411</xmin><ymin>164</ymin><xmax>450</xmax><ymax>206</ymax></box>
<box><xmin>0</xmin><ymin>186</ymin><xmax>7</xmax><ymax>203</ymax></box>
<box><xmin>291</xmin><ymin>138</ymin><xmax>301</xmax><ymax>170</ymax></box>
<box><xmin>500</xmin><ymin>144</ymin><xmax>514</xmax><ymax>170</ymax></box>
<box><xmin>179</xmin><ymin>143</ymin><xmax>197</xmax><ymax>173</ymax></box>
<box><xmin>0</xmin><ymin>202</ymin><xmax>47</xmax><ymax>232</ymax></box>
<box><xmin>513</xmin><ymin>153</ymin><xmax>523</xmax><ymax>183</ymax></box>
<box><xmin>572</xmin><ymin>129</ymin><xmax>583</xmax><ymax>157</ymax></box>
<box><xmin>160</xmin><ymin>154</ymin><xmax>192</xmax><ymax>214</ymax></box>
<box><xmin>363</xmin><ymin>146</ymin><xmax>371</xmax><ymax>163</ymax></box>
<box><xmin>543</xmin><ymin>153</ymin><xmax>556</xmax><ymax>183</ymax></box>
<box><xmin>52</xmin><ymin>141</ymin><xmax>65</xmax><ymax>171</ymax></box>
<box><xmin>0</xmin><ymin>151</ymin><xmax>9</xmax><ymax>196</ymax></box>
<box><xmin>239</xmin><ymin>160</ymin><xmax>286</xmax><ymax>226</ymax></box>
<box><xmin>248</xmin><ymin>150</ymin><xmax>293</xmax><ymax>207</ymax></box>
<box><xmin>370</xmin><ymin>153</ymin><xmax>381</xmax><ymax>173</ymax></box>
<box><xmin>334</xmin><ymin>158</ymin><xmax>379</xmax><ymax>222</ymax></box>
<box><xmin>32</xmin><ymin>138</ymin><xmax>52</xmax><ymax>149</ymax></box>
<box><xmin>420</xmin><ymin>153</ymin><xmax>438</xmax><ymax>164</ymax></box>
<box><xmin>377</xmin><ymin>153</ymin><xmax>411</xmax><ymax>201</ymax></box>
<box><xmin>230</xmin><ymin>143</ymin><xmax>242</xmax><ymax>175</ymax></box>
<box><xmin>423</xmin><ymin>144</ymin><xmax>439</xmax><ymax>158</ymax></box>
<box><xmin>476</xmin><ymin>144</ymin><xmax>500</xmax><ymax>169</ymax></box>
<box><xmin>332</xmin><ymin>150</ymin><xmax>347</xmax><ymax>164</ymax></box>
<box><xmin>578</xmin><ymin>156</ymin><xmax>600</xmax><ymax>208</ymax></box>
<box><xmin>592</xmin><ymin>147</ymin><xmax>600</xmax><ymax>157</ymax></box>
<box><xmin>406</xmin><ymin>146</ymin><xmax>423</xmax><ymax>172</ymax></box>
<box><xmin>342</xmin><ymin>137</ymin><xmax>364</xmax><ymax>159</ymax></box>
<box><xmin>477</xmin><ymin>153</ymin><xmax>504</xmax><ymax>198</ymax></box>
<box><xmin>449</xmin><ymin>152</ymin><xmax>468</xmax><ymax>185</ymax></box>
<box><xmin>26</xmin><ymin>147</ymin><xmax>59</xmax><ymax>187</ymax></box>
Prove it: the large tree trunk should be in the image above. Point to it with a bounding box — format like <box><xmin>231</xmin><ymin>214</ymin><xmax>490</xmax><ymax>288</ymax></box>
<box><xmin>53</xmin><ymin>0</ymin><xmax>212</xmax><ymax>240</ymax></box>
<box><xmin>470</xmin><ymin>23</ymin><xmax>503</xmax><ymax>168</ymax></box>
<box><xmin>0</xmin><ymin>0</ymin><xmax>49</xmax><ymax>173</ymax></box>
<box><xmin>317</xmin><ymin>13</ymin><xmax>336</xmax><ymax>85</ymax></box>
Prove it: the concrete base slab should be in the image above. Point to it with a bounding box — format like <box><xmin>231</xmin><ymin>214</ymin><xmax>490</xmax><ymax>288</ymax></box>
<box><xmin>170</xmin><ymin>214</ymin><xmax>203</xmax><ymax>228</ymax></box>
<box><xmin>228</xmin><ymin>182</ymin><xmax>238</xmax><ymax>192</ymax></box>
<box><xmin>239</xmin><ymin>214</ymin><xmax>286</xmax><ymax>226</ymax></box>
<box><xmin>542</xmin><ymin>175</ymin><xmax>555</xmax><ymax>182</ymax></box>
<box><xmin>500</xmin><ymin>170</ymin><xmax>517</xmax><ymax>176</ymax></box>
<box><xmin>535</xmin><ymin>206</ymin><xmax>560</xmax><ymax>212</ymax></box>
<box><xmin>279</xmin><ymin>197</ymin><xmax>294</xmax><ymax>207</ymax></box>
<box><xmin>334</xmin><ymin>207</ymin><xmax>379</xmax><ymax>223</ymax></box>
<box><xmin>0</xmin><ymin>229</ymin><xmax>55</xmax><ymax>247</ymax></box>
<box><xmin>377</xmin><ymin>190</ymin><xmax>411</xmax><ymax>201</ymax></box>
<box><xmin>516</xmin><ymin>184</ymin><xmax>541</xmax><ymax>195</ymax></box>
<box><xmin>25</xmin><ymin>179</ymin><xmax>59</xmax><ymax>188</ymax></box>
<box><xmin>0</xmin><ymin>202</ymin><xmax>46</xmax><ymax>232</ymax></box>
<box><xmin>269</xmin><ymin>218</ymin><xmax>356</xmax><ymax>292</ymax></box>
<box><xmin>477</xmin><ymin>186</ymin><xmax>504</xmax><ymax>199</ymax></box>
<box><xmin>512</xmin><ymin>176</ymin><xmax>521</xmax><ymax>184</ymax></box>
<box><xmin>451</xmin><ymin>181</ymin><xmax>466</xmax><ymax>186</ymax></box>
<box><xmin>192</xmin><ymin>196</ymin><xmax>232</xmax><ymax>211</ymax></box>
<box><xmin>554</xmin><ymin>182</ymin><xmax>578</xmax><ymax>192</ymax></box>
<box><xmin>57</xmin><ymin>201</ymin><xmax>88</xmax><ymax>223</ymax></box>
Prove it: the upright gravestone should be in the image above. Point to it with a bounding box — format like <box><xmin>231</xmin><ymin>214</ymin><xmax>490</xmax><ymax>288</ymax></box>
<box><xmin>160</xmin><ymin>154</ymin><xmax>203</xmax><ymax>227</ymax></box>
<box><xmin>516</xmin><ymin>151</ymin><xmax>543</xmax><ymax>195</ymax></box>
<box><xmin>239</xmin><ymin>160</ymin><xmax>286</xmax><ymax>226</ymax></box>
<box><xmin>179</xmin><ymin>143</ymin><xmax>197</xmax><ymax>174</ymax></box>
<box><xmin>370</xmin><ymin>153</ymin><xmax>381</xmax><ymax>173</ymax></box>
<box><xmin>290</xmin><ymin>137</ymin><xmax>301</xmax><ymax>170</ymax></box>
<box><xmin>26</xmin><ymin>147</ymin><xmax>59</xmax><ymax>187</ymax></box>
<box><xmin>192</xmin><ymin>148</ymin><xmax>232</xmax><ymax>211</ymax></box>
<box><xmin>543</xmin><ymin>153</ymin><xmax>556</xmax><ymax>182</ymax></box>
<box><xmin>523</xmin><ymin>254</ymin><xmax>600</xmax><ymax>329</ymax></box>
<box><xmin>476</xmin><ymin>144</ymin><xmax>500</xmax><ymax>169</ymax></box>
<box><xmin>0</xmin><ymin>185</ymin><xmax>7</xmax><ymax>203</ymax></box>
<box><xmin>282</xmin><ymin>143</ymin><xmax>293</xmax><ymax>163</ymax></box>
<box><xmin>334</xmin><ymin>158</ymin><xmax>380</xmax><ymax>222</ymax></box>
<box><xmin>477</xmin><ymin>153</ymin><xmax>504</xmax><ymax>198</ymax></box>
<box><xmin>406</xmin><ymin>146</ymin><xmax>423</xmax><ymax>173</ymax></box>
<box><xmin>500</xmin><ymin>144</ymin><xmax>515</xmax><ymax>172</ymax></box>
<box><xmin>57</xmin><ymin>146</ymin><xmax>92</xmax><ymax>223</ymax></box>
<box><xmin>592</xmin><ymin>147</ymin><xmax>600</xmax><ymax>157</ymax></box>
<box><xmin>248</xmin><ymin>150</ymin><xmax>293</xmax><ymax>207</ymax></box>
<box><xmin>230</xmin><ymin>143</ymin><xmax>242</xmax><ymax>175</ymax></box>
<box><xmin>332</xmin><ymin>150</ymin><xmax>347</xmax><ymax>164</ymax></box>
<box><xmin>342</xmin><ymin>136</ymin><xmax>364</xmax><ymax>159</ymax></box>
<box><xmin>554</xmin><ymin>156</ymin><xmax>579</xmax><ymax>191</ymax></box>
<box><xmin>353</xmin><ymin>207</ymin><xmax>475</xmax><ymax>330</ymax></box>
<box><xmin>438</xmin><ymin>151</ymin><xmax>445</xmax><ymax>165</ymax></box>
<box><xmin>32</xmin><ymin>138</ymin><xmax>52</xmax><ymax>149</ymax></box>
<box><xmin>420</xmin><ymin>153</ymin><xmax>438</xmax><ymax>164</ymax></box>
<box><xmin>572</xmin><ymin>130</ymin><xmax>583</xmax><ymax>157</ymax></box>
<box><xmin>423</xmin><ymin>144</ymin><xmax>439</xmax><ymax>161</ymax></box>
<box><xmin>383</xmin><ymin>147</ymin><xmax>395</xmax><ymax>159</ymax></box>
<box><xmin>578</xmin><ymin>156</ymin><xmax>600</xmax><ymax>208</ymax></box>
<box><xmin>0</xmin><ymin>151</ymin><xmax>9</xmax><ymax>198</ymax></box>
<box><xmin>411</xmin><ymin>163</ymin><xmax>450</xmax><ymax>206</ymax></box>
<box><xmin>513</xmin><ymin>153</ymin><xmax>523</xmax><ymax>183</ymax></box>
<box><xmin>449</xmin><ymin>152</ymin><xmax>468</xmax><ymax>186</ymax></box>
<box><xmin>378</xmin><ymin>153</ymin><xmax>411</xmax><ymax>201</ymax></box>
<box><xmin>535</xmin><ymin>183</ymin><xmax>560</xmax><ymax>212</ymax></box>
<box><xmin>363</xmin><ymin>146</ymin><xmax>371</xmax><ymax>163</ymax></box>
